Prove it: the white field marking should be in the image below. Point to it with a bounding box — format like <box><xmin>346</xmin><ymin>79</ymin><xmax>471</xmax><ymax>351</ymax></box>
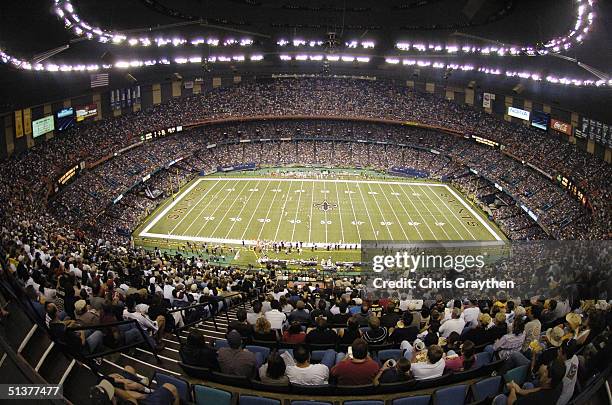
<box><xmin>273</xmin><ymin>180</ymin><xmax>294</xmax><ymax>241</ymax></box>
<box><xmin>323</xmin><ymin>180</ymin><xmax>328</xmax><ymax>244</ymax></box>
<box><xmin>428</xmin><ymin>185</ymin><xmax>479</xmax><ymax>240</ymax></box>
<box><xmin>355</xmin><ymin>182</ymin><xmax>378</xmax><ymax>238</ymax></box>
<box><xmin>290</xmin><ymin>180</ymin><xmax>305</xmax><ymax>242</ymax></box>
<box><xmin>180</xmin><ymin>180</ymin><xmax>230</xmax><ymax>236</ymax></box>
<box><xmin>139</xmin><ymin>177</ymin><xmax>502</xmax><ymax>245</ymax></box>
<box><xmin>224</xmin><ymin>179</ymin><xmax>262</xmax><ymax>239</ymax></box>
<box><xmin>398</xmin><ymin>183</ymin><xmax>444</xmax><ymax>239</ymax></box>
<box><xmin>366</xmin><ymin>182</ymin><xmax>394</xmax><ymax>239</ymax></box>
<box><xmin>420</xmin><ymin>185</ymin><xmax>472</xmax><ymax>240</ymax></box>
<box><xmin>209</xmin><ymin>179</ymin><xmax>252</xmax><ymax>237</ymax></box>
<box><xmin>377</xmin><ymin>183</ymin><xmax>409</xmax><ymax>240</ymax></box>
<box><xmin>194</xmin><ymin>178</ymin><xmax>250</xmax><ymax>238</ymax></box>
<box><xmin>240</xmin><ymin>179</ymin><xmax>273</xmax><ymax>241</ymax></box>
<box><xmin>389</xmin><ymin>184</ymin><xmax>424</xmax><ymax>240</ymax></box>
<box><xmin>443</xmin><ymin>184</ymin><xmax>502</xmax><ymax>241</ymax></box>
<box><xmin>334</xmin><ymin>180</ymin><xmax>345</xmax><ymax>243</ymax></box>
<box><xmin>148</xmin><ymin>179</ymin><xmax>220</xmax><ymax>235</ymax></box>
<box><xmin>308</xmin><ymin>179</ymin><xmax>315</xmax><ymax>244</ymax></box>
<box><xmin>257</xmin><ymin>180</ymin><xmax>281</xmax><ymax>240</ymax></box>
<box><xmin>344</xmin><ymin>182</ymin><xmax>362</xmax><ymax>241</ymax></box>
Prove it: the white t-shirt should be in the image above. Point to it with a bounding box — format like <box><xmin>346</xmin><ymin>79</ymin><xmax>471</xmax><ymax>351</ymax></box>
<box><xmin>462</xmin><ymin>306</ymin><xmax>481</xmax><ymax>327</ymax></box>
<box><xmin>557</xmin><ymin>355</ymin><xmax>579</xmax><ymax>405</ymax></box>
<box><xmin>286</xmin><ymin>364</ymin><xmax>329</xmax><ymax>385</ymax></box>
<box><xmin>439</xmin><ymin>318</ymin><xmax>466</xmax><ymax>338</ymax></box>
<box><xmin>265</xmin><ymin>309</ymin><xmax>287</xmax><ymax>330</ymax></box>
<box><xmin>411</xmin><ymin>358</ymin><xmax>445</xmax><ymax>380</ymax></box>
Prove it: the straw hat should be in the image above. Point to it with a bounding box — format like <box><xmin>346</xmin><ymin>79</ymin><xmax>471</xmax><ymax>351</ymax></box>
<box><xmin>546</xmin><ymin>326</ymin><xmax>565</xmax><ymax>347</ymax></box>
<box><xmin>566</xmin><ymin>313</ymin><xmax>582</xmax><ymax>330</ymax></box>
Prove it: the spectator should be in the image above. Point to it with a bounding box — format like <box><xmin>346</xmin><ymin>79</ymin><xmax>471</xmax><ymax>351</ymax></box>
<box><xmin>410</xmin><ymin>345</ymin><xmax>445</xmax><ymax>380</ymax></box>
<box><xmin>228</xmin><ymin>308</ymin><xmax>253</xmax><ymax>339</ymax></box>
<box><xmin>462</xmin><ymin>313</ymin><xmax>492</xmax><ymax>346</ymax></box>
<box><xmin>265</xmin><ymin>300</ymin><xmax>287</xmax><ymax>331</ymax></box>
<box><xmin>363</xmin><ymin>316</ymin><xmax>388</xmax><ymax>345</ymax></box>
<box><xmin>439</xmin><ymin>308</ymin><xmax>466</xmax><ymax>338</ymax></box>
<box><xmin>305</xmin><ymin>317</ymin><xmax>337</xmax><ymax>345</ymax></box>
<box><xmin>288</xmin><ymin>300</ymin><xmax>311</xmax><ymax>324</ymax></box>
<box><xmin>284</xmin><ymin>344</ymin><xmax>331</xmax><ymax>385</ymax></box>
<box><xmin>338</xmin><ymin>316</ymin><xmax>362</xmax><ymax>346</ymax></box>
<box><xmin>373</xmin><ymin>357</ymin><xmax>413</xmax><ymax>385</ymax></box>
<box><xmin>253</xmin><ymin>317</ymin><xmax>278</xmax><ymax>343</ymax></box>
<box><xmin>217</xmin><ymin>330</ymin><xmax>257</xmax><ymax>378</ymax></box>
<box><xmin>444</xmin><ymin>340</ymin><xmax>476</xmax><ymax>372</ymax></box>
<box><xmin>389</xmin><ymin>313</ymin><xmax>418</xmax><ymax>344</ymax></box>
<box><xmin>557</xmin><ymin>339</ymin><xmax>579</xmax><ymax>405</ymax></box>
<box><xmin>283</xmin><ymin>321</ymin><xmax>307</xmax><ymax>344</ymax></box>
<box><xmin>179</xmin><ymin>330</ymin><xmax>220</xmax><ymax>370</ymax></box>
<box><xmin>523</xmin><ymin>305</ymin><xmax>542</xmax><ymax>351</ymax></box>
<box><xmin>491</xmin><ymin>316</ymin><xmax>526</xmax><ymax>360</ymax></box>
<box><xmin>381</xmin><ymin>301</ymin><xmax>401</xmax><ymax>329</ymax></box>
<box><xmin>498</xmin><ymin>358</ymin><xmax>566</xmax><ymax>405</ymax></box>
<box><xmin>258</xmin><ymin>351</ymin><xmax>289</xmax><ymax>386</ymax></box>
<box><xmin>331</xmin><ymin>338</ymin><xmax>380</xmax><ymax>385</ymax></box>
<box><xmin>247</xmin><ymin>301</ymin><xmax>263</xmax><ymax>325</ymax></box>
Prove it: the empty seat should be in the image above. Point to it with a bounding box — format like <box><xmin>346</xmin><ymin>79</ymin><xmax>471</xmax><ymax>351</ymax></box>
<box><xmin>378</xmin><ymin>349</ymin><xmax>402</xmax><ymax>363</ymax></box>
<box><xmin>194</xmin><ymin>385</ymin><xmax>231</xmax><ymax>405</ymax></box>
<box><xmin>471</xmin><ymin>376</ymin><xmax>502</xmax><ymax>402</ymax></box>
<box><xmin>178</xmin><ymin>363</ymin><xmax>211</xmax><ymax>380</ymax></box>
<box><xmin>210</xmin><ymin>371</ymin><xmax>251</xmax><ymax>388</ymax></box>
<box><xmin>392</xmin><ymin>395</ymin><xmax>431</xmax><ymax>405</ymax></box>
<box><xmin>154</xmin><ymin>372</ymin><xmax>191</xmax><ymax>403</ymax></box>
<box><xmin>473</xmin><ymin>352</ymin><xmax>492</xmax><ymax>369</ymax></box>
<box><xmin>251</xmin><ymin>380</ymin><xmax>290</xmax><ymax>393</ymax></box>
<box><xmin>239</xmin><ymin>395</ymin><xmax>281</xmax><ymax>405</ymax></box>
<box><xmin>246</xmin><ymin>345</ymin><xmax>271</xmax><ymax>359</ymax></box>
<box><xmin>432</xmin><ymin>384</ymin><xmax>468</xmax><ymax>405</ymax></box>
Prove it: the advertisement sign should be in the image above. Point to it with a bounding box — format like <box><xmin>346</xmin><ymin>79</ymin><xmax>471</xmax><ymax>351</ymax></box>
<box><xmin>550</xmin><ymin>119</ymin><xmax>572</xmax><ymax>135</ymax></box>
<box><xmin>531</xmin><ymin>111</ymin><xmax>550</xmax><ymax>131</ymax></box>
<box><xmin>508</xmin><ymin>106</ymin><xmax>530</xmax><ymax>121</ymax></box>
<box><xmin>76</xmin><ymin>104</ymin><xmax>98</xmax><ymax>122</ymax></box>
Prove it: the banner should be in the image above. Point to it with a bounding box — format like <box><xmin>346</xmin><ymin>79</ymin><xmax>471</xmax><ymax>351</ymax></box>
<box><xmin>507</xmin><ymin>106</ymin><xmax>530</xmax><ymax>121</ymax></box>
<box><xmin>14</xmin><ymin>110</ymin><xmax>23</xmax><ymax>138</ymax></box>
<box><xmin>579</xmin><ymin>117</ymin><xmax>611</xmax><ymax>147</ymax></box>
<box><xmin>111</xmin><ymin>86</ymin><xmax>141</xmax><ymax>110</ymax></box>
<box><xmin>550</xmin><ymin>119</ymin><xmax>572</xmax><ymax>135</ymax></box>
<box><xmin>23</xmin><ymin>108</ymin><xmax>32</xmax><ymax>135</ymax></box>
<box><xmin>482</xmin><ymin>92</ymin><xmax>492</xmax><ymax>108</ymax></box>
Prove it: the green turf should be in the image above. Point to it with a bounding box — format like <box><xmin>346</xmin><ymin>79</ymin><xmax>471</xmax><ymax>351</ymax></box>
<box><xmin>135</xmin><ymin>173</ymin><xmax>505</xmax><ymax>254</ymax></box>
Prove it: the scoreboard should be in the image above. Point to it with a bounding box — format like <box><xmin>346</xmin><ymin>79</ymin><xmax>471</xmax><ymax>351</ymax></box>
<box><xmin>556</xmin><ymin>175</ymin><xmax>589</xmax><ymax>209</ymax></box>
<box><xmin>574</xmin><ymin>117</ymin><xmax>611</xmax><ymax>148</ymax></box>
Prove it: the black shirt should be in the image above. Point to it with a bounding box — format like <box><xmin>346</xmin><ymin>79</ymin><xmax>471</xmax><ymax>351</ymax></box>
<box><xmin>305</xmin><ymin>328</ymin><xmax>337</xmax><ymax>345</ymax></box>
<box><xmin>180</xmin><ymin>343</ymin><xmax>220</xmax><ymax>370</ymax></box>
<box><xmin>515</xmin><ymin>384</ymin><xmax>563</xmax><ymax>405</ymax></box>
<box><xmin>381</xmin><ymin>313</ymin><xmax>401</xmax><ymax>329</ymax></box>
<box><xmin>389</xmin><ymin>326</ymin><xmax>418</xmax><ymax>344</ymax></box>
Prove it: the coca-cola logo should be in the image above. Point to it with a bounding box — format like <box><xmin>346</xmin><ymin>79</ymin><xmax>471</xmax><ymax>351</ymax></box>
<box><xmin>551</xmin><ymin>119</ymin><xmax>571</xmax><ymax>135</ymax></box>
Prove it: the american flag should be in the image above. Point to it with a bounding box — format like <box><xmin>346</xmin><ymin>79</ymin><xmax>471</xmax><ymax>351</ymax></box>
<box><xmin>90</xmin><ymin>73</ymin><xmax>109</xmax><ymax>88</ymax></box>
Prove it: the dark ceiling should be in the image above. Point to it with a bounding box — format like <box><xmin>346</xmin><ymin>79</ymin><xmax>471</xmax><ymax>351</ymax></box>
<box><xmin>0</xmin><ymin>0</ymin><xmax>610</xmax><ymax>120</ymax></box>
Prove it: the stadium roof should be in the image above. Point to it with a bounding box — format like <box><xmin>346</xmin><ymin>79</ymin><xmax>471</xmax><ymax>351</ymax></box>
<box><xmin>0</xmin><ymin>0</ymin><xmax>610</xmax><ymax>119</ymax></box>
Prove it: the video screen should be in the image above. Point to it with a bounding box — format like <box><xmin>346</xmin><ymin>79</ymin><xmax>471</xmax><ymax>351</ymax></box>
<box><xmin>531</xmin><ymin>110</ymin><xmax>550</xmax><ymax>131</ymax></box>
<box><xmin>32</xmin><ymin>115</ymin><xmax>54</xmax><ymax>138</ymax></box>
<box><xmin>56</xmin><ymin>107</ymin><xmax>75</xmax><ymax>132</ymax></box>
<box><xmin>76</xmin><ymin>104</ymin><xmax>97</xmax><ymax>122</ymax></box>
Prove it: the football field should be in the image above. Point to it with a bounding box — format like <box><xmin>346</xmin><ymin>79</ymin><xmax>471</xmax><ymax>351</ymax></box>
<box><xmin>136</xmin><ymin>176</ymin><xmax>504</xmax><ymax>248</ymax></box>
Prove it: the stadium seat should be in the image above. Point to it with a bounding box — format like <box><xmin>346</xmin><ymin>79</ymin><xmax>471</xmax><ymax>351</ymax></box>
<box><xmin>246</xmin><ymin>345</ymin><xmax>271</xmax><ymax>359</ymax></box>
<box><xmin>251</xmin><ymin>380</ymin><xmax>290</xmax><ymax>393</ymax></box>
<box><xmin>503</xmin><ymin>365</ymin><xmax>529</xmax><ymax>386</ymax></box>
<box><xmin>290</xmin><ymin>384</ymin><xmax>333</xmax><ymax>395</ymax></box>
<box><xmin>335</xmin><ymin>384</ymin><xmax>375</xmax><ymax>395</ymax></box>
<box><xmin>378</xmin><ymin>379</ymin><xmax>418</xmax><ymax>394</ymax></box>
<box><xmin>154</xmin><ymin>372</ymin><xmax>191</xmax><ymax>402</ymax></box>
<box><xmin>471</xmin><ymin>376</ymin><xmax>503</xmax><ymax>402</ymax></box>
<box><xmin>473</xmin><ymin>351</ymin><xmax>492</xmax><ymax>368</ymax></box>
<box><xmin>432</xmin><ymin>384</ymin><xmax>468</xmax><ymax>405</ymax></box>
<box><xmin>178</xmin><ymin>362</ymin><xmax>211</xmax><ymax>380</ymax></box>
<box><xmin>214</xmin><ymin>339</ymin><xmax>229</xmax><ymax>349</ymax></box>
<box><xmin>194</xmin><ymin>385</ymin><xmax>231</xmax><ymax>405</ymax></box>
<box><xmin>377</xmin><ymin>349</ymin><xmax>402</xmax><ymax>363</ymax></box>
<box><xmin>448</xmin><ymin>366</ymin><xmax>486</xmax><ymax>383</ymax></box>
<box><xmin>392</xmin><ymin>395</ymin><xmax>431</xmax><ymax>405</ymax></box>
<box><xmin>239</xmin><ymin>395</ymin><xmax>281</xmax><ymax>405</ymax></box>
<box><xmin>210</xmin><ymin>371</ymin><xmax>251</xmax><ymax>388</ymax></box>
<box><xmin>292</xmin><ymin>401</ymin><xmax>332</xmax><ymax>405</ymax></box>
<box><xmin>415</xmin><ymin>373</ymin><xmax>453</xmax><ymax>390</ymax></box>
<box><xmin>345</xmin><ymin>401</ymin><xmax>384</xmax><ymax>405</ymax></box>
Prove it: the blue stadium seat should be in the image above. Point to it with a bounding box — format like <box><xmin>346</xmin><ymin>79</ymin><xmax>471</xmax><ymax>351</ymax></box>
<box><xmin>292</xmin><ymin>401</ymin><xmax>332</xmax><ymax>405</ymax></box>
<box><xmin>194</xmin><ymin>385</ymin><xmax>231</xmax><ymax>405</ymax></box>
<box><xmin>154</xmin><ymin>372</ymin><xmax>190</xmax><ymax>402</ymax></box>
<box><xmin>246</xmin><ymin>345</ymin><xmax>271</xmax><ymax>359</ymax></box>
<box><xmin>378</xmin><ymin>349</ymin><xmax>402</xmax><ymax>363</ymax></box>
<box><xmin>474</xmin><ymin>351</ymin><xmax>492</xmax><ymax>368</ymax></box>
<box><xmin>471</xmin><ymin>376</ymin><xmax>502</xmax><ymax>402</ymax></box>
<box><xmin>214</xmin><ymin>339</ymin><xmax>229</xmax><ymax>349</ymax></box>
<box><xmin>239</xmin><ymin>395</ymin><xmax>281</xmax><ymax>405</ymax></box>
<box><xmin>503</xmin><ymin>365</ymin><xmax>529</xmax><ymax>386</ymax></box>
<box><xmin>345</xmin><ymin>401</ymin><xmax>385</xmax><ymax>405</ymax></box>
<box><xmin>392</xmin><ymin>395</ymin><xmax>431</xmax><ymax>405</ymax></box>
<box><xmin>432</xmin><ymin>384</ymin><xmax>468</xmax><ymax>405</ymax></box>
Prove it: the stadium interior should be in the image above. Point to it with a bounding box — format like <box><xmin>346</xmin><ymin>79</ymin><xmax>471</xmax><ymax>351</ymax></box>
<box><xmin>0</xmin><ymin>1</ymin><xmax>610</xmax><ymax>405</ymax></box>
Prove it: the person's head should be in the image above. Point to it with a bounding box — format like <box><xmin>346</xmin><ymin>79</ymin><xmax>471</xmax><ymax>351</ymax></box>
<box><xmin>227</xmin><ymin>330</ymin><xmax>243</xmax><ymax>349</ymax></box>
<box><xmin>265</xmin><ymin>351</ymin><xmax>287</xmax><ymax>379</ymax></box>
<box><xmin>46</xmin><ymin>302</ymin><xmax>58</xmax><ymax>321</ymax></box>
<box><xmin>236</xmin><ymin>308</ymin><xmax>247</xmax><ymax>322</ymax></box>
<box><xmin>74</xmin><ymin>299</ymin><xmax>87</xmax><ymax>315</ymax></box>
<box><xmin>255</xmin><ymin>317</ymin><xmax>272</xmax><ymax>334</ymax></box>
<box><xmin>318</xmin><ymin>299</ymin><xmax>327</xmax><ymax>311</ymax></box>
<box><xmin>529</xmin><ymin>305</ymin><xmax>542</xmax><ymax>320</ymax></box>
<box><xmin>368</xmin><ymin>315</ymin><xmax>380</xmax><ymax>330</ymax></box>
<box><xmin>478</xmin><ymin>313</ymin><xmax>492</xmax><ymax>328</ymax></box>
<box><xmin>316</xmin><ymin>316</ymin><xmax>328</xmax><ymax>330</ymax></box>
<box><xmin>424</xmin><ymin>331</ymin><xmax>439</xmax><ymax>347</ymax></box>
<box><xmin>360</xmin><ymin>303</ymin><xmax>369</xmax><ymax>314</ymax></box>
<box><xmin>402</xmin><ymin>311</ymin><xmax>414</xmax><ymax>325</ymax></box>
<box><xmin>187</xmin><ymin>330</ymin><xmax>206</xmax><ymax>347</ymax></box>
<box><xmin>296</xmin><ymin>300</ymin><xmax>305</xmax><ymax>310</ymax></box>
<box><xmin>396</xmin><ymin>357</ymin><xmax>411</xmax><ymax>375</ymax></box>
<box><xmin>25</xmin><ymin>285</ymin><xmax>37</xmax><ymax>301</ymax></box>
<box><xmin>347</xmin><ymin>316</ymin><xmax>359</xmax><ymax>330</ymax></box>
<box><xmin>494</xmin><ymin>312</ymin><xmax>506</xmax><ymax>326</ymax></box>
<box><xmin>271</xmin><ymin>300</ymin><xmax>281</xmax><ymax>311</ymax></box>
<box><xmin>252</xmin><ymin>300</ymin><xmax>263</xmax><ymax>314</ymax></box>
<box><xmin>451</xmin><ymin>308</ymin><xmax>461</xmax><ymax>319</ymax></box>
<box><xmin>547</xmin><ymin>299</ymin><xmax>557</xmax><ymax>311</ymax></box>
<box><xmin>293</xmin><ymin>344</ymin><xmax>310</xmax><ymax>365</ymax></box>
<box><xmin>512</xmin><ymin>316</ymin><xmax>526</xmax><ymax>335</ymax></box>
<box><xmin>426</xmin><ymin>345</ymin><xmax>444</xmax><ymax>364</ymax></box>
<box><xmin>461</xmin><ymin>340</ymin><xmax>476</xmax><ymax>369</ymax></box>
<box><xmin>537</xmin><ymin>358</ymin><xmax>566</xmax><ymax>388</ymax></box>
<box><xmin>559</xmin><ymin>339</ymin><xmax>577</xmax><ymax>360</ymax></box>
<box><xmin>288</xmin><ymin>321</ymin><xmax>303</xmax><ymax>335</ymax></box>
<box><xmin>339</xmin><ymin>301</ymin><xmax>348</xmax><ymax>314</ymax></box>
<box><xmin>506</xmin><ymin>301</ymin><xmax>515</xmax><ymax>313</ymax></box>
<box><xmin>351</xmin><ymin>338</ymin><xmax>369</xmax><ymax>360</ymax></box>
<box><xmin>420</xmin><ymin>307</ymin><xmax>430</xmax><ymax>318</ymax></box>
<box><xmin>387</xmin><ymin>301</ymin><xmax>396</xmax><ymax>312</ymax></box>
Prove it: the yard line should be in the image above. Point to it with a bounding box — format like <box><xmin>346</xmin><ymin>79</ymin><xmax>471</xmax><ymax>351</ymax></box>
<box><xmin>180</xmin><ymin>181</ymin><xmax>231</xmax><ymax>236</ymax></box>
<box><xmin>208</xmin><ymin>179</ymin><xmax>252</xmax><ymax>237</ymax></box>
<box><xmin>399</xmin><ymin>184</ymin><xmax>446</xmax><ymax>239</ymax></box>
<box><xmin>427</xmin><ymin>186</ymin><xmax>479</xmax><ymax>240</ymax></box>
<box><xmin>407</xmin><ymin>184</ymin><xmax>458</xmax><ymax>239</ymax></box>
<box><xmin>241</xmin><ymin>179</ymin><xmax>273</xmax><ymax>241</ymax></box>
<box><xmin>224</xmin><ymin>179</ymin><xmax>262</xmax><ymax>239</ymax></box>
<box><xmin>365</xmin><ymin>182</ymin><xmax>394</xmax><ymax>239</ymax></box>
<box><xmin>376</xmin><ymin>183</ymin><xmax>409</xmax><ymax>240</ymax></box>
<box><xmin>193</xmin><ymin>180</ymin><xmax>249</xmax><ymax>238</ymax></box>
<box><xmin>388</xmin><ymin>184</ymin><xmax>425</xmax><ymax>240</ymax></box>
<box><xmin>345</xmin><ymin>182</ymin><xmax>361</xmax><ymax>241</ymax></box>
<box><xmin>273</xmin><ymin>180</ymin><xmax>294</xmax><ymax>241</ymax></box>
<box><xmin>290</xmin><ymin>180</ymin><xmax>304</xmax><ymax>242</ymax></box>
<box><xmin>323</xmin><ymin>179</ymin><xmax>328</xmax><ymax>244</ymax></box>
<box><xmin>308</xmin><ymin>179</ymin><xmax>315</xmax><ymax>244</ymax></box>
<box><xmin>355</xmin><ymin>182</ymin><xmax>378</xmax><ymax>239</ymax></box>
<box><xmin>257</xmin><ymin>180</ymin><xmax>282</xmax><ymax>240</ymax></box>
<box><xmin>334</xmin><ymin>180</ymin><xmax>345</xmax><ymax>243</ymax></box>
<box><xmin>167</xmin><ymin>180</ymin><xmax>222</xmax><ymax>235</ymax></box>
